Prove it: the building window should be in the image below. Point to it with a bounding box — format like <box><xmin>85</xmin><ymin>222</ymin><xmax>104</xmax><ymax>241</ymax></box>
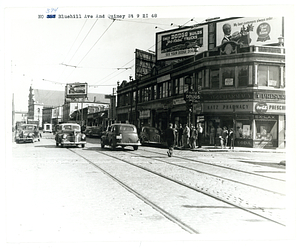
<box><xmin>210</xmin><ymin>69</ymin><xmax>219</xmax><ymax>89</ymax></box>
<box><xmin>222</xmin><ymin>67</ymin><xmax>235</xmax><ymax>87</ymax></box>
<box><xmin>258</xmin><ymin>65</ymin><xmax>280</xmax><ymax>87</ymax></box>
<box><xmin>153</xmin><ymin>85</ymin><xmax>157</xmax><ymax>100</ymax></box>
<box><xmin>238</xmin><ymin>65</ymin><xmax>249</xmax><ymax>87</ymax></box>
<box><xmin>174</xmin><ymin>78</ymin><xmax>179</xmax><ymax>95</ymax></box>
<box><xmin>196</xmin><ymin>70</ymin><xmax>203</xmax><ymax>91</ymax></box>
<box><xmin>179</xmin><ymin>78</ymin><xmax>184</xmax><ymax>94</ymax></box>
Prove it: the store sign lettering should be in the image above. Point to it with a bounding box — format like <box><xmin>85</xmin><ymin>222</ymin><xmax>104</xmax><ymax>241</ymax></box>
<box><xmin>255</xmin><ymin>102</ymin><xmax>268</xmax><ymax>113</ymax></box>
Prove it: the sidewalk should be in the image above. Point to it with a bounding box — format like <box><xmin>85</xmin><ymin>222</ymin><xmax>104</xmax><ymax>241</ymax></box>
<box><xmin>175</xmin><ymin>145</ymin><xmax>286</xmax><ymax>153</ymax></box>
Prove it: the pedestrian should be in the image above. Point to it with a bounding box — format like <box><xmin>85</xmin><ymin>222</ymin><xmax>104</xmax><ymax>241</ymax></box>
<box><xmin>197</xmin><ymin>123</ymin><xmax>203</xmax><ymax>148</ymax></box>
<box><xmin>221</xmin><ymin>126</ymin><xmax>228</xmax><ymax>149</ymax></box>
<box><xmin>165</xmin><ymin>123</ymin><xmax>176</xmax><ymax>157</ymax></box>
<box><xmin>216</xmin><ymin>125</ymin><xmax>222</xmax><ymax>147</ymax></box>
<box><xmin>178</xmin><ymin>124</ymin><xmax>183</xmax><ymax>147</ymax></box>
<box><xmin>182</xmin><ymin>124</ymin><xmax>190</xmax><ymax>148</ymax></box>
<box><xmin>174</xmin><ymin>123</ymin><xmax>178</xmax><ymax>147</ymax></box>
<box><xmin>228</xmin><ymin>127</ymin><xmax>235</xmax><ymax>149</ymax></box>
<box><xmin>190</xmin><ymin>124</ymin><xmax>198</xmax><ymax>149</ymax></box>
<box><xmin>209</xmin><ymin>125</ymin><xmax>215</xmax><ymax>145</ymax></box>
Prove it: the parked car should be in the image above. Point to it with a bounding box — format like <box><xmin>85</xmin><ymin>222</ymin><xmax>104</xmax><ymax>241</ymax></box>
<box><xmin>15</xmin><ymin>124</ymin><xmax>40</xmax><ymax>143</ymax></box>
<box><xmin>100</xmin><ymin>123</ymin><xmax>141</xmax><ymax>150</ymax></box>
<box><xmin>84</xmin><ymin>126</ymin><xmax>103</xmax><ymax>137</ymax></box>
<box><xmin>139</xmin><ymin>126</ymin><xmax>162</xmax><ymax>145</ymax></box>
<box><xmin>55</xmin><ymin>123</ymin><xmax>86</xmax><ymax>148</ymax></box>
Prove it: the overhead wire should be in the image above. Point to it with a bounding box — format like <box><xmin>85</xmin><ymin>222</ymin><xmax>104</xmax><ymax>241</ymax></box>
<box><xmin>89</xmin><ymin>18</ymin><xmax>199</xmax><ymax>88</ymax></box>
<box><xmin>50</xmin><ymin>18</ymin><xmax>204</xmax><ymax>89</ymax></box>
<box><xmin>64</xmin><ymin>19</ymin><xmax>116</xmax><ymax>83</ymax></box>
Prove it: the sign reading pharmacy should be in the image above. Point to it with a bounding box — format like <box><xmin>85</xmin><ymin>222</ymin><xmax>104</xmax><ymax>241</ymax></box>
<box><xmin>203</xmin><ymin>102</ymin><xmax>253</xmax><ymax>113</ymax></box>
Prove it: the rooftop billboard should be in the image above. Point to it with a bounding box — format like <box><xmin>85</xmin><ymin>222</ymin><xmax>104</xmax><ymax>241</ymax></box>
<box><xmin>156</xmin><ymin>25</ymin><xmax>208</xmax><ymax>61</ymax></box>
<box><xmin>65</xmin><ymin>83</ymin><xmax>88</xmax><ymax>98</ymax></box>
<box><xmin>216</xmin><ymin>17</ymin><xmax>283</xmax><ymax>47</ymax></box>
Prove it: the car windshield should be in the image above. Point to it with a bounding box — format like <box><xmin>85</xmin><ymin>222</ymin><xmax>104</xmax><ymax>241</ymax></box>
<box><xmin>116</xmin><ymin>125</ymin><xmax>135</xmax><ymax>132</ymax></box>
<box><xmin>21</xmin><ymin>125</ymin><xmax>35</xmax><ymax>131</ymax></box>
<box><xmin>63</xmin><ymin>125</ymin><xmax>80</xmax><ymax>131</ymax></box>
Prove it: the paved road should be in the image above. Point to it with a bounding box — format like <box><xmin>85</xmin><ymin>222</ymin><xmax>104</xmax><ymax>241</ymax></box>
<box><xmin>5</xmin><ymin>134</ymin><xmax>290</xmax><ymax>246</ymax></box>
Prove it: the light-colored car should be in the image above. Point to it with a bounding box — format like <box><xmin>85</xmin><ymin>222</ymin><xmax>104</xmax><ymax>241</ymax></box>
<box><xmin>55</xmin><ymin>123</ymin><xmax>86</xmax><ymax>148</ymax></box>
<box><xmin>15</xmin><ymin>124</ymin><xmax>40</xmax><ymax>143</ymax></box>
<box><xmin>100</xmin><ymin>123</ymin><xmax>141</xmax><ymax>150</ymax></box>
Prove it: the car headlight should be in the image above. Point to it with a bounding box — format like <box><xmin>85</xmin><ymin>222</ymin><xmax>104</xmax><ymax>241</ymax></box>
<box><xmin>81</xmin><ymin>134</ymin><xmax>86</xmax><ymax>140</ymax></box>
<box><xmin>62</xmin><ymin>134</ymin><xmax>67</xmax><ymax>139</ymax></box>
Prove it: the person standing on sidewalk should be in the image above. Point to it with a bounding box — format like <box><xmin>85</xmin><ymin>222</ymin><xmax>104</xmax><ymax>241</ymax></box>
<box><xmin>221</xmin><ymin>126</ymin><xmax>229</xmax><ymax>149</ymax></box>
<box><xmin>228</xmin><ymin>127</ymin><xmax>235</xmax><ymax>149</ymax></box>
<box><xmin>178</xmin><ymin>124</ymin><xmax>183</xmax><ymax>147</ymax></box>
<box><xmin>216</xmin><ymin>125</ymin><xmax>222</xmax><ymax>147</ymax></box>
<box><xmin>197</xmin><ymin>123</ymin><xmax>203</xmax><ymax>148</ymax></box>
<box><xmin>190</xmin><ymin>124</ymin><xmax>198</xmax><ymax>149</ymax></box>
<box><xmin>209</xmin><ymin>125</ymin><xmax>215</xmax><ymax>145</ymax></box>
<box><xmin>165</xmin><ymin>123</ymin><xmax>176</xmax><ymax>157</ymax></box>
<box><xmin>182</xmin><ymin>124</ymin><xmax>190</xmax><ymax>148</ymax></box>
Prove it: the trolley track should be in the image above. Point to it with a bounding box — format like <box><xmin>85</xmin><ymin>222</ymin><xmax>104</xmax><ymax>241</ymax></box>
<box><xmin>68</xmin><ymin>147</ymin><xmax>286</xmax><ymax>228</ymax></box>
<box><xmin>137</xmin><ymin>147</ymin><xmax>285</xmax><ymax>182</ymax></box>
<box><xmin>130</xmin><ymin>147</ymin><xmax>285</xmax><ymax>196</ymax></box>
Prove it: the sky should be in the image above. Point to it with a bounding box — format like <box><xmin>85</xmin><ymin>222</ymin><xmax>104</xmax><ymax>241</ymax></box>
<box><xmin>4</xmin><ymin>4</ymin><xmax>295</xmax><ymax>112</ymax></box>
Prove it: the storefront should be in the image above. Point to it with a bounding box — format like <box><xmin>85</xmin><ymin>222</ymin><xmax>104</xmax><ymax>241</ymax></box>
<box><xmin>201</xmin><ymin>99</ymin><xmax>285</xmax><ymax>148</ymax></box>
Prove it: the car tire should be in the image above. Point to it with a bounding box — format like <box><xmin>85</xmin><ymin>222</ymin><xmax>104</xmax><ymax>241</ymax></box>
<box><xmin>133</xmin><ymin>146</ymin><xmax>138</xmax><ymax>150</ymax></box>
<box><xmin>81</xmin><ymin>144</ymin><xmax>85</xmax><ymax>148</ymax></box>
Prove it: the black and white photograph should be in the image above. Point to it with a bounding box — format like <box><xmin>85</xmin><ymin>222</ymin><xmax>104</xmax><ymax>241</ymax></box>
<box><xmin>2</xmin><ymin>2</ymin><xmax>298</xmax><ymax>248</ymax></box>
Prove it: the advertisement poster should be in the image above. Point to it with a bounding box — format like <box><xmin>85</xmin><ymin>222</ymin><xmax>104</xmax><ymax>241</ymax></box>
<box><xmin>156</xmin><ymin>25</ymin><xmax>208</xmax><ymax>60</ymax></box>
<box><xmin>216</xmin><ymin>17</ymin><xmax>283</xmax><ymax>47</ymax></box>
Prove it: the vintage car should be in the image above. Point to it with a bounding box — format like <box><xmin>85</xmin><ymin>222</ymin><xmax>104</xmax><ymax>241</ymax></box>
<box><xmin>55</xmin><ymin>123</ymin><xmax>86</xmax><ymax>148</ymax></box>
<box><xmin>100</xmin><ymin>123</ymin><xmax>141</xmax><ymax>150</ymax></box>
<box><xmin>139</xmin><ymin>126</ymin><xmax>162</xmax><ymax>145</ymax></box>
<box><xmin>84</xmin><ymin>126</ymin><xmax>103</xmax><ymax>138</ymax></box>
<box><xmin>15</xmin><ymin>124</ymin><xmax>40</xmax><ymax>143</ymax></box>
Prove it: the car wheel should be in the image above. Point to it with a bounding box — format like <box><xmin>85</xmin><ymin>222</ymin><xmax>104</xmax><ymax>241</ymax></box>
<box><xmin>100</xmin><ymin>139</ymin><xmax>104</xmax><ymax>148</ymax></box>
<box><xmin>133</xmin><ymin>146</ymin><xmax>138</xmax><ymax>150</ymax></box>
<box><xmin>81</xmin><ymin>144</ymin><xmax>85</xmax><ymax>148</ymax></box>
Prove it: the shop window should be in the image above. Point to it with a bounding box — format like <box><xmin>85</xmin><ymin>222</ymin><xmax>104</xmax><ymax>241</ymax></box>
<box><xmin>255</xmin><ymin>120</ymin><xmax>277</xmax><ymax>140</ymax></box>
<box><xmin>210</xmin><ymin>69</ymin><xmax>219</xmax><ymax>89</ymax></box>
<box><xmin>222</xmin><ymin>67</ymin><xmax>235</xmax><ymax>87</ymax></box>
<box><xmin>258</xmin><ymin>65</ymin><xmax>280</xmax><ymax>87</ymax></box>
<box><xmin>238</xmin><ymin>65</ymin><xmax>249</xmax><ymax>87</ymax></box>
<box><xmin>235</xmin><ymin>121</ymin><xmax>252</xmax><ymax>139</ymax></box>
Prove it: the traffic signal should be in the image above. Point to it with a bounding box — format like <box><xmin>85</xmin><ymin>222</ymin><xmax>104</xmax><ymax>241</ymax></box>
<box><xmin>186</xmin><ymin>100</ymin><xmax>193</xmax><ymax>113</ymax></box>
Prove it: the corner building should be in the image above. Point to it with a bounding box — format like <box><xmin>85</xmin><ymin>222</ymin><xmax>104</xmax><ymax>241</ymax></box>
<box><xmin>116</xmin><ymin>17</ymin><xmax>285</xmax><ymax>149</ymax></box>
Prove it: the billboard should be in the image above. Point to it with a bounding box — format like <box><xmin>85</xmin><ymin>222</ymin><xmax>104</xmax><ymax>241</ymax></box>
<box><xmin>135</xmin><ymin>49</ymin><xmax>156</xmax><ymax>79</ymax></box>
<box><xmin>65</xmin><ymin>82</ymin><xmax>88</xmax><ymax>98</ymax></box>
<box><xmin>216</xmin><ymin>17</ymin><xmax>283</xmax><ymax>47</ymax></box>
<box><xmin>156</xmin><ymin>24</ymin><xmax>208</xmax><ymax>61</ymax></box>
